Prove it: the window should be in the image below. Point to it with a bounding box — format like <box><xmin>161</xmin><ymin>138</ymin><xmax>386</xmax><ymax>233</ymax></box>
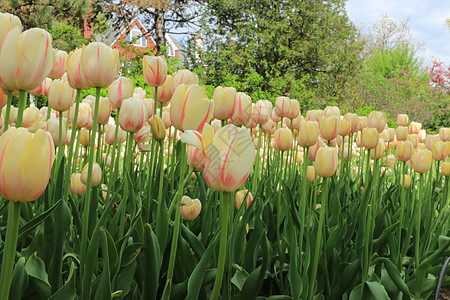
<box><xmin>127</xmin><ymin>25</ymin><xmax>147</xmax><ymax>47</ymax></box>
<box><xmin>168</xmin><ymin>45</ymin><xmax>174</xmax><ymax>57</ymax></box>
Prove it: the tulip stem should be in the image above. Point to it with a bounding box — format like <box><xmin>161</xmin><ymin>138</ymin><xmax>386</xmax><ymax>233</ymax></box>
<box><xmin>65</xmin><ymin>90</ymin><xmax>81</xmax><ymax>192</ymax></box>
<box><xmin>108</xmin><ymin>109</ymin><xmax>121</xmax><ymax>193</ymax></box>
<box><xmin>251</xmin><ymin>127</ymin><xmax>263</xmax><ymax>193</ymax></box>
<box><xmin>415</xmin><ymin>173</ymin><xmax>424</xmax><ymax>299</ymax></box>
<box><xmin>80</xmin><ymin>87</ymin><xmax>101</xmax><ymax>300</ymax></box>
<box><xmin>16</xmin><ymin>90</ymin><xmax>27</xmax><ymax>127</ymax></box>
<box><xmin>211</xmin><ymin>191</ymin><xmax>231</xmax><ymax>300</ymax></box>
<box><xmin>398</xmin><ymin>161</ymin><xmax>406</xmax><ymax>268</ymax></box>
<box><xmin>0</xmin><ymin>201</ymin><xmax>22</xmax><ymax>300</ymax></box>
<box><xmin>3</xmin><ymin>90</ymin><xmax>12</xmax><ymax>131</ymax></box>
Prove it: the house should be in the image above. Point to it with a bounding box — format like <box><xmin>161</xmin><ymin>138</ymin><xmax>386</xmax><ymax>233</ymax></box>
<box><xmin>81</xmin><ymin>12</ymin><xmax>187</xmax><ymax>66</ymax></box>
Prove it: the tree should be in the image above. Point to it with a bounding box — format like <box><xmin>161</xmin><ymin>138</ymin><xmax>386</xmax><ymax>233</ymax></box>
<box><xmin>96</xmin><ymin>0</ymin><xmax>206</xmax><ymax>53</ymax></box>
<box><xmin>199</xmin><ymin>0</ymin><xmax>363</xmax><ymax>108</ymax></box>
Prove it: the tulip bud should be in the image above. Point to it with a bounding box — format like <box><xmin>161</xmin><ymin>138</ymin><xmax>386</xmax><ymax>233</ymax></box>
<box><xmin>252</xmin><ymin>99</ymin><xmax>272</xmax><ymax>124</ymax></box>
<box><xmin>368</xmin><ymin>111</ymin><xmax>386</xmax><ymax>133</ymax></box>
<box><xmin>79</xmin><ymin>128</ymin><xmax>91</xmax><ymax>147</ymax></box>
<box><xmin>48</xmin><ymin>49</ymin><xmax>68</xmax><ymax>79</ymax></box>
<box><xmin>235</xmin><ymin>190</ymin><xmax>252</xmax><ymax>210</ymax></box>
<box><xmin>231</xmin><ymin>92</ymin><xmax>252</xmax><ymax>126</ymax></box>
<box><xmin>119</xmin><ymin>97</ymin><xmax>147</xmax><ymax>133</ymax></box>
<box><xmin>70</xmin><ymin>173</ymin><xmax>86</xmax><ymax>195</ymax></box>
<box><xmin>439</xmin><ymin>127</ymin><xmax>450</xmax><ymax>142</ymax></box>
<box><xmin>314</xmin><ymin>147</ymin><xmax>339</xmax><ymax>178</ymax></box>
<box><xmin>81</xmin><ymin>42</ymin><xmax>120</xmax><ymax>88</ymax></box>
<box><xmin>108</xmin><ymin>77</ymin><xmax>134</xmax><ymax>109</ymax></box>
<box><xmin>151</xmin><ymin>115</ymin><xmax>166</xmax><ymax>141</ymax></box>
<box><xmin>308</xmin><ymin>138</ymin><xmax>324</xmax><ymax>161</ymax></box>
<box><xmin>362</xmin><ymin>127</ymin><xmax>378</xmax><ymax>149</ymax></box>
<box><xmin>306</xmin><ymin>165</ymin><xmax>316</xmax><ymax>182</ymax></box>
<box><xmin>400</xmin><ymin>174</ymin><xmax>411</xmax><ymax>188</ymax></box>
<box><xmin>91</xmin><ymin>96</ymin><xmax>112</xmax><ymax>125</ymax></box>
<box><xmin>81</xmin><ymin>162</ymin><xmax>102</xmax><ymax>186</ymax></box>
<box><xmin>396</xmin><ymin>141</ymin><xmax>413</xmax><ymax>162</ymax></box>
<box><xmin>181</xmin><ymin>195</ymin><xmax>202</xmax><ymax>221</ymax></box>
<box><xmin>441</xmin><ymin>162</ymin><xmax>450</xmax><ymax>176</ymax></box>
<box><xmin>0</xmin><ymin>128</ymin><xmax>55</xmax><ymax>202</ymax></box>
<box><xmin>143</xmin><ymin>55</ymin><xmax>168</xmax><ymax>87</ymax></box>
<box><xmin>66</xmin><ymin>48</ymin><xmax>90</xmax><ymax>90</ymax></box>
<box><xmin>274</xmin><ymin>127</ymin><xmax>293</xmax><ymax>151</ymax></box>
<box><xmin>411</xmin><ymin>149</ymin><xmax>432</xmax><ymax>173</ymax></box>
<box><xmin>397</xmin><ymin>114</ymin><xmax>409</xmax><ymax>126</ymax></box>
<box><xmin>286</xmin><ymin>99</ymin><xmax>300</xmax><ymax>119</ymax></box>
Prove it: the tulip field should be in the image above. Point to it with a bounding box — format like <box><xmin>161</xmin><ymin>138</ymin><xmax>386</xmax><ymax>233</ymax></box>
<box><xmin>1</xmin><ymin>12</ymin><xmax>450</xmax><ymax>300</ymax></box>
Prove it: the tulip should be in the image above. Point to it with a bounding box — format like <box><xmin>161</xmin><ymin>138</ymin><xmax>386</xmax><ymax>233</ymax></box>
<box><xmin>340</xmin><ymin>118</ymin><xmax>351</xmax><ymax>136</ymax></box>
<box><xmin>70</xmin><ymin>102</ymin><xmax>91</xmax><ymax>128</ymax></box>
<box><xmin>314</xmin><ymin>147</ymin><xmax>339</xmax><ymax>178</ymax></box>
<box><xmin>397</xmin><ymin>114</ymin><xmax>409</xmax><ymax>126</ymax></box>
<box><xmin>0</xmin><ymin>28</ymin><xmax>54</xmax><ymax>91</ymax></box>
<box><xmin>45</xmin><ymin>118</ymin><xmax>67</xmax><ymax>146</ymax></box>
<box><xmin>70</xmin><ymin>173</ymin><xmax>86</xmax><ymax>195</ymax></box>
<box><xmin>230</xmin><ymin>92</ymin><xmax>252</xmax><ymax>126</ymax></box>
<box><xmin>153</xmin><ymin>74</ymin><xmax>173</xmax><ymax>103</ymax></box>
<box><xmin>271</xmin><ymin>108</ymin><xmax>281</xmax><ymax>123</ymax></box>
<box><xmin>187</xmin><ymin>145</ymin><xmax>206</xmax><ymax>172</ymax></box>
<box><xmin>133</xmin><ymin>87</ymin><xmax>146</xmax><ymax>99</ymax></box>
<box><xmin>91</xmin><ymin>96</ymin><xmax>112</xmax><ymax>125</ymax></box>
<box><xmin>441</xmin><ymin>162</ymin><xmax>450</xmax><ymax>176</ymax></box>
<box><xmin>308</xmin><ymin>139</ymin><xmax>324</xmax><ymax>161</ymax></box>
<box><xmin>296</xmin><ymin>151</ymin><xmax>303</xmax><ymax>164</ymax></box>
<box><xmin>290</xmin><ymin>115</ymin><xmax>303</xmax><ymax>130</ymax></box>
<box><xmin>431</xmin><ymin>140</ymin><xmax>447</xmax><ymax>161</ymax></box>
<box><xmin>298</xmin><ymin>120</ymin><xmax>319</xmax><ymax>147</ymax></box>
<box><xmin>81</xmin><ymin>42</ymin><xmax>120</xmax><ymax>88</ymax></box>
<box><xmin>81</xmin><ymin>162</ymin><xmax>102</xmax><ymax>186</ymax></box>
<box><xmin>362</xmin><ymin>127</ymin><xmax>378</xmax><ymax>149</ymax></box>
<box><xmin>400</xmin><ymin>174</ymin><xmax>411</xmax><ymax>188</ymax></box>
<box><xmin>439</xmin><ymin>127</ymin><xmax>450</xmax><ymax>142</ymax></box>
<box><xmin>370</xmin><ymin>139</ymin><xmax>385</xmax><ymax>160</ymax></box>
<box><xmin>143</xmin><ymin>55</ymin><xmax>168</xmax><ymax>87</ymax></box>
<box><xmin>344</xmin><ymin>113</ymin><xmax>359</xmax><ymax>133</ymax></box>
<box><xmin>193</xmin><ymin>124</ymin><xmax>256</xmax><ymax>192</ymax></box>
<box><xmin>306</xmin><ymin>110</ymin><xmax>322</xmax><ymax>123</ymax></box>
<box><xmin>253</xmin><ymin>100</ymin><xmax>272</xmax><ymax>124</ymax></box>
<box><xmin>262</xmin><ymin>119</ymin><xmax>276</xmax><ymax>134</ymax></box>
<box><xmin>108</xmin><ymin>76</ymin><xmax>134</xmax><ymax>109</ymax></box>
<box><xmin>396</xmin><ymin>126</ymin><xmax>408</xmax><ymax>141</ymax></box>
<box><xmin>409</xmin><ymin>122</ymin><xmax>422</xmax><ymax>134</ymax></box>
<box><xmin>0</xmin><ymin>128</ymin><xmax>55</xmax><ymax>202</ymax></box>
<box><xmin>356</xmin><ymin>116</ymin><xmax>368</xmax><ymax>131</ymax></box>
<box><xmin>162</xmin><ymin>110</ymin><xmax>171</xmax><ymax>128</ymax></box>
<box><xmin>48</xmin><ymin>79</ymin><xmax>77</xmax><ymax>112</ymax></box>
<box><xmin>411</xmin><ymin>149</ymin><xmax>432</xmax><ymax>174</ymax></box>
<box><xmin>368</xmin><ymin>111</ymin><xmax>386</xmax><ymax>133</ymax></box>
<box><xmin>212</xmin><ymin>86</ymin><xmax>237</xmax><ymax>120</ymax></box>
<box><xmin>48</xmin><ymin>49</ymin><xmax>68</xmax><ymax>79</ymax></box>
<box><xmin>151</xmin><ymin>115</ymin><xmax>166</xmax><ymax>141</ymax></box>
<box><xmin>79</xmin><ymin>128</ymin><xmax>91</xmax><ymax>147</ymax></box>
<box><xmin>170</xmin><ymin>84</ymin><xmax>214</xmax><ymax>132</ymax></box>
<box><xmin>418</xmin><ymin>129</ymin><xmax>426</xmax><ymax>143</ymax></box>
<box><xmin>172</xmin><ymin>69</ymin><xmax>199</xmax><ymax>91</ymax></box>
<box><xmin>396</xmin><ymin>141</ymin><xmax>414</xmax><ymax>162</ymax></box>
<box><xmin>104</xmin><ymin>123</ymin><xmax>125</xmax><ymax>145</ymax></box>
<box><xmin>133</xmin><ymin>124</ymin><xmax>151</xmax><ymax>144</ymax></box>
<box><xmin>119</xmin><ymin>97</ymin><xmax>147</xmax><ymax>133</ymax></box>
<box><xmin>0</xmin><ymin>12</ymin><xmax>21</xmax><ymax>45</ymax></box>
<box><xmin>407</xmin><ymin>134</ymin><xmax>419</xmax><ymax>149</ymax></box>
<box><xmin>274</xmin><ymin>127</ymin><xmax>293</xmax><ymax>151</ymax></box>
<box><xmin>274</xmin><ymin>96</ymin><xmax>291</xmax><ymax>118</ymax></box>
<box><xmin>384</xmin><ymin>154</ymin><xmax>396</xmax><ymax>168</ymax></box>
<box><xmin>0</xmin><ymin>90</ymin><xmax>8</xmax><ymax>109</ymax></box>
<box><xmin>322</xmin><ymin>106</ymin><xmax>340</xmax><ymax>118</ymax></box>
<box><xmin>66</xmin><ymin>48</ymin><xmax>90</xmax><ymax>90</ymax></box>
<box><xmin>319</xmin><ymin>116</ymin><xmax>341</xmax><ymax>141</ymax></box>
<box><xmin>235</xmin><ymin>190</ymin><xmax>252</xmax><ymax>210</ymax></box>
<box><xmin>286</xmin><ymin>99</ymin><xmax>300</xmax><ymax>119</ymax></box>
<box><xmin>380</xmin><ymin>129</ymin><xmax>390</xmax><ymax>143</ymax></box>
<box><xmin>307</xmin><ymin>165</ymin><xmax>316</xmax><ymax>182</ymax></box>
<box><xmin>180</xmin><ymin>195</ymin><xmax>202</xmax><ymax>221</ymax></box>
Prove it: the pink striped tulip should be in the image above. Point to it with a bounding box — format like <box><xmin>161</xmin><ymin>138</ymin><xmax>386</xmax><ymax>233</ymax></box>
<box><xmin>67</xmin><ymin>48</ymin><xmax>90</xmax><ymax>90</ymax></box>
<box><xmin>0</xmin><ymin>127</ymin><xmax>55</xmax><ymax>202</ymax></box>
<box><xmin>274</xmin><ymin>127</ymin><xmax>293</xmax><ymax>151</ymax></box>
<box><xmin>172</xmin><ymin>69</ymin><xmax>199</xmax><ymax>91</ymax></box>
<box><xmin>143</xmin><ymin>55</ymin><xmax>168</xmax><ymax>87</ymax></box>
<box><xmin>91</xmin><ymin>96</ymin><xmax>112</xmax><ymax>125</ymax></box>
<box><xmin>286</xmin><ymin>99</ymin><xmax>300</xmax><ymax>119</ymax></box>
<box><xmin>235</xmin><ymin>190</ymin><xmax>252</xmax><ymax>210</ymax></box>
<box><xmin>48</xmin><ymin>79</ymin><xmax>77</xmax><ymax>112</ymax></box>
<box><xmin>181</xmin><ymin>195</ymin><xmax>202</xmax><ymax>221</ymax></box>
<box><xmin>397</xmin><ymin>114</ymin><xmax>409</xmax><ymax>126</ymax></box>
<box><xmin>362</xmin><ymin>127</ymin><xmax>378</xmax><ymax>149</ymax></box>
<box><xmin>368</xmin><ymin>111</ymin><xmax>386</xmax><ymax>133</ymax></box>
<box><xmin>298</xmin><ymin>120</ymin><xmax>319</xmax><ymax>147</ymax></box>
<box><xmin>322</xmin><ymin>106</ymin><xmax>340</xmax><ymax>118</ymax></box>
<box><xmin>412</xmin><ymin>149</ymin><xmax>432</xmax><ymax>173</ymax></box>
<box><xmin>409</xmin><ymin>122</ymin><xmax>422</xmax><ymax>134</ymax></box>
<box><xmin>170</xmin><ymin>84</ymin><xmax>214</xmax><ymax>132</ymax></box>
<box><xmin>230</xmin><ymin>92</ymin><xmax>252</xmax><ymax>126</ymax></box>
<box><xmin>314</xmin><ymin>147</ymin><xmax>339</xmax><ymax>178</ymax></box>
<box><xmin>119</xmin><ymin>97</ymin><xmax>147</xmax><ymax>133</ymax></box>
<box><xmin>274</xmin><ymin>96</ymin><xmax>291</xmax><ymax>118</ymax></box>
<box><xmin>439</xmin><ymin>127</ymin><xmax>450</xmax><ymax>142</ymax></box>
<box><xmin>319</xmin><ymin>116</ymin><xmax>341</xmax><ymax>141</ymax></box>
<box><xmin>0</xmin><ymin>12</ymin><xmax>21</xmax><ymax>45</ymax></box>
<box><xmin>0</xmin><ymin>28</ymin><xmax>54</xmax><ymax>91</ymax></box>
<box><xmin>108</xmin><ymin>77</ymin><xmax>134</xmax><ymax>109</ymax></box>
<box><xmin>81</xmin><ymin>42</ymin><xmax>120</xmax><ymax>88</ymax></box>
<box><xmin>70</xmin><ymin>173</ymin><xmax>86</xmax><ymax>195</ymax></box>
<box><xmin>252</xmin><ymin>99</ymin><xmax>272</xmax><ymax>124</ymax></box>
<box><xmin>153</xmin><ymin>74</ymin><xmax>173</xmax><ymax>103</ymax></box>
<box><xmin>81</xmin><ymin>162</ymin><xmax>102</xmax><ymax>186</ymax></box>
<box><xmin>48</xmin><ymin>49</ymin><xmax>68</xmax><ymax>79</ymax></box>
<box><xmin>213</xmin><ymin>86</ymin><xmax>237</xmax><ymax>120</ymax></box>
<box><xmin>396</xmin><ymin>141</ymin><xmax>413</xmax><ymax>162</ymax></box>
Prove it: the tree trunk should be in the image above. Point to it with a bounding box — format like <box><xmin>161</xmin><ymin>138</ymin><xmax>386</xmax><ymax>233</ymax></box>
<box><xmin>154</xmin><ymin>8</ymin><xmax>166</xmax><ymax>54</ymax></box>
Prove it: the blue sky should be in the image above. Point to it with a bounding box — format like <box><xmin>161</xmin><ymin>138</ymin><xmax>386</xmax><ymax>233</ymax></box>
<box><xmin>345</xmin><ymin>0</ymin><xmax>450</xmax><ymax>67</ymax></box>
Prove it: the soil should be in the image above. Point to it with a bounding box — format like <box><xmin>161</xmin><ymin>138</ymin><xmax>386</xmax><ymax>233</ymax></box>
<box><xmin>438</xmin><ymin>286</ymin><xmax>450</xmax><ymax>300</ymax></box>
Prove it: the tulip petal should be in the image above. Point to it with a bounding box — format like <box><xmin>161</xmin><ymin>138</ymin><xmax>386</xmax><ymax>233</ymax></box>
<box><xmin>181</xmin><ymin>130</ymin><xmax>203</xmax><ymax>150</ymax></box>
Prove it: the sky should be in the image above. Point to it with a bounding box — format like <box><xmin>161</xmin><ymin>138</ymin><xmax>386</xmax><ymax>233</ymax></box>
<box><xmin>345</xmin><ymin>0</ymin><xmax>450</xmax><ymax>67</ymax></box>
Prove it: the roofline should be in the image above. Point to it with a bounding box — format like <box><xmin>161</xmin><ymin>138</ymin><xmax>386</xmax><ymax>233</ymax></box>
<box><xmin>110</xmin><ymin>17</ymin><xmax>156</xmax><ymax>47</ymax></box>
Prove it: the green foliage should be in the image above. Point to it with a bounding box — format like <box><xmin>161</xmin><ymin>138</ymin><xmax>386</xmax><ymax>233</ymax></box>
<box><xmin>48</xmin><ymin>21</ymin><xmax>88</xmax><ymax>53</ymax></box>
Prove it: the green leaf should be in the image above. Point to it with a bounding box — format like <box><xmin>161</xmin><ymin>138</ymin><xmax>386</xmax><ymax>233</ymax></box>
<box><xmin>94</xmin><ymin>228</ymin><xmax>112</xmax><ymax>300</ymax></box>
<box><xmin>24</xmin><ymin>253</ymin><xmax>51</xmax><ymax>299</ymax></box>
<box><xmin>48</xmin><ymin>262</ymin><xmax>76</xmax><ymax>300</ymax></box>
<box><xmin>366</xmin><ymin>281</ymin><xmax>389</xmax><ymax>300</ymax></box>
<box><xmin>9</xmin><ymin>257</ymin><xmax>28</xmax><ymax>300</ymax></box>
<box><xmin>143</xmin><ymin>224</ymin><xmax>161</xmax><ymax>300</ymax></box>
